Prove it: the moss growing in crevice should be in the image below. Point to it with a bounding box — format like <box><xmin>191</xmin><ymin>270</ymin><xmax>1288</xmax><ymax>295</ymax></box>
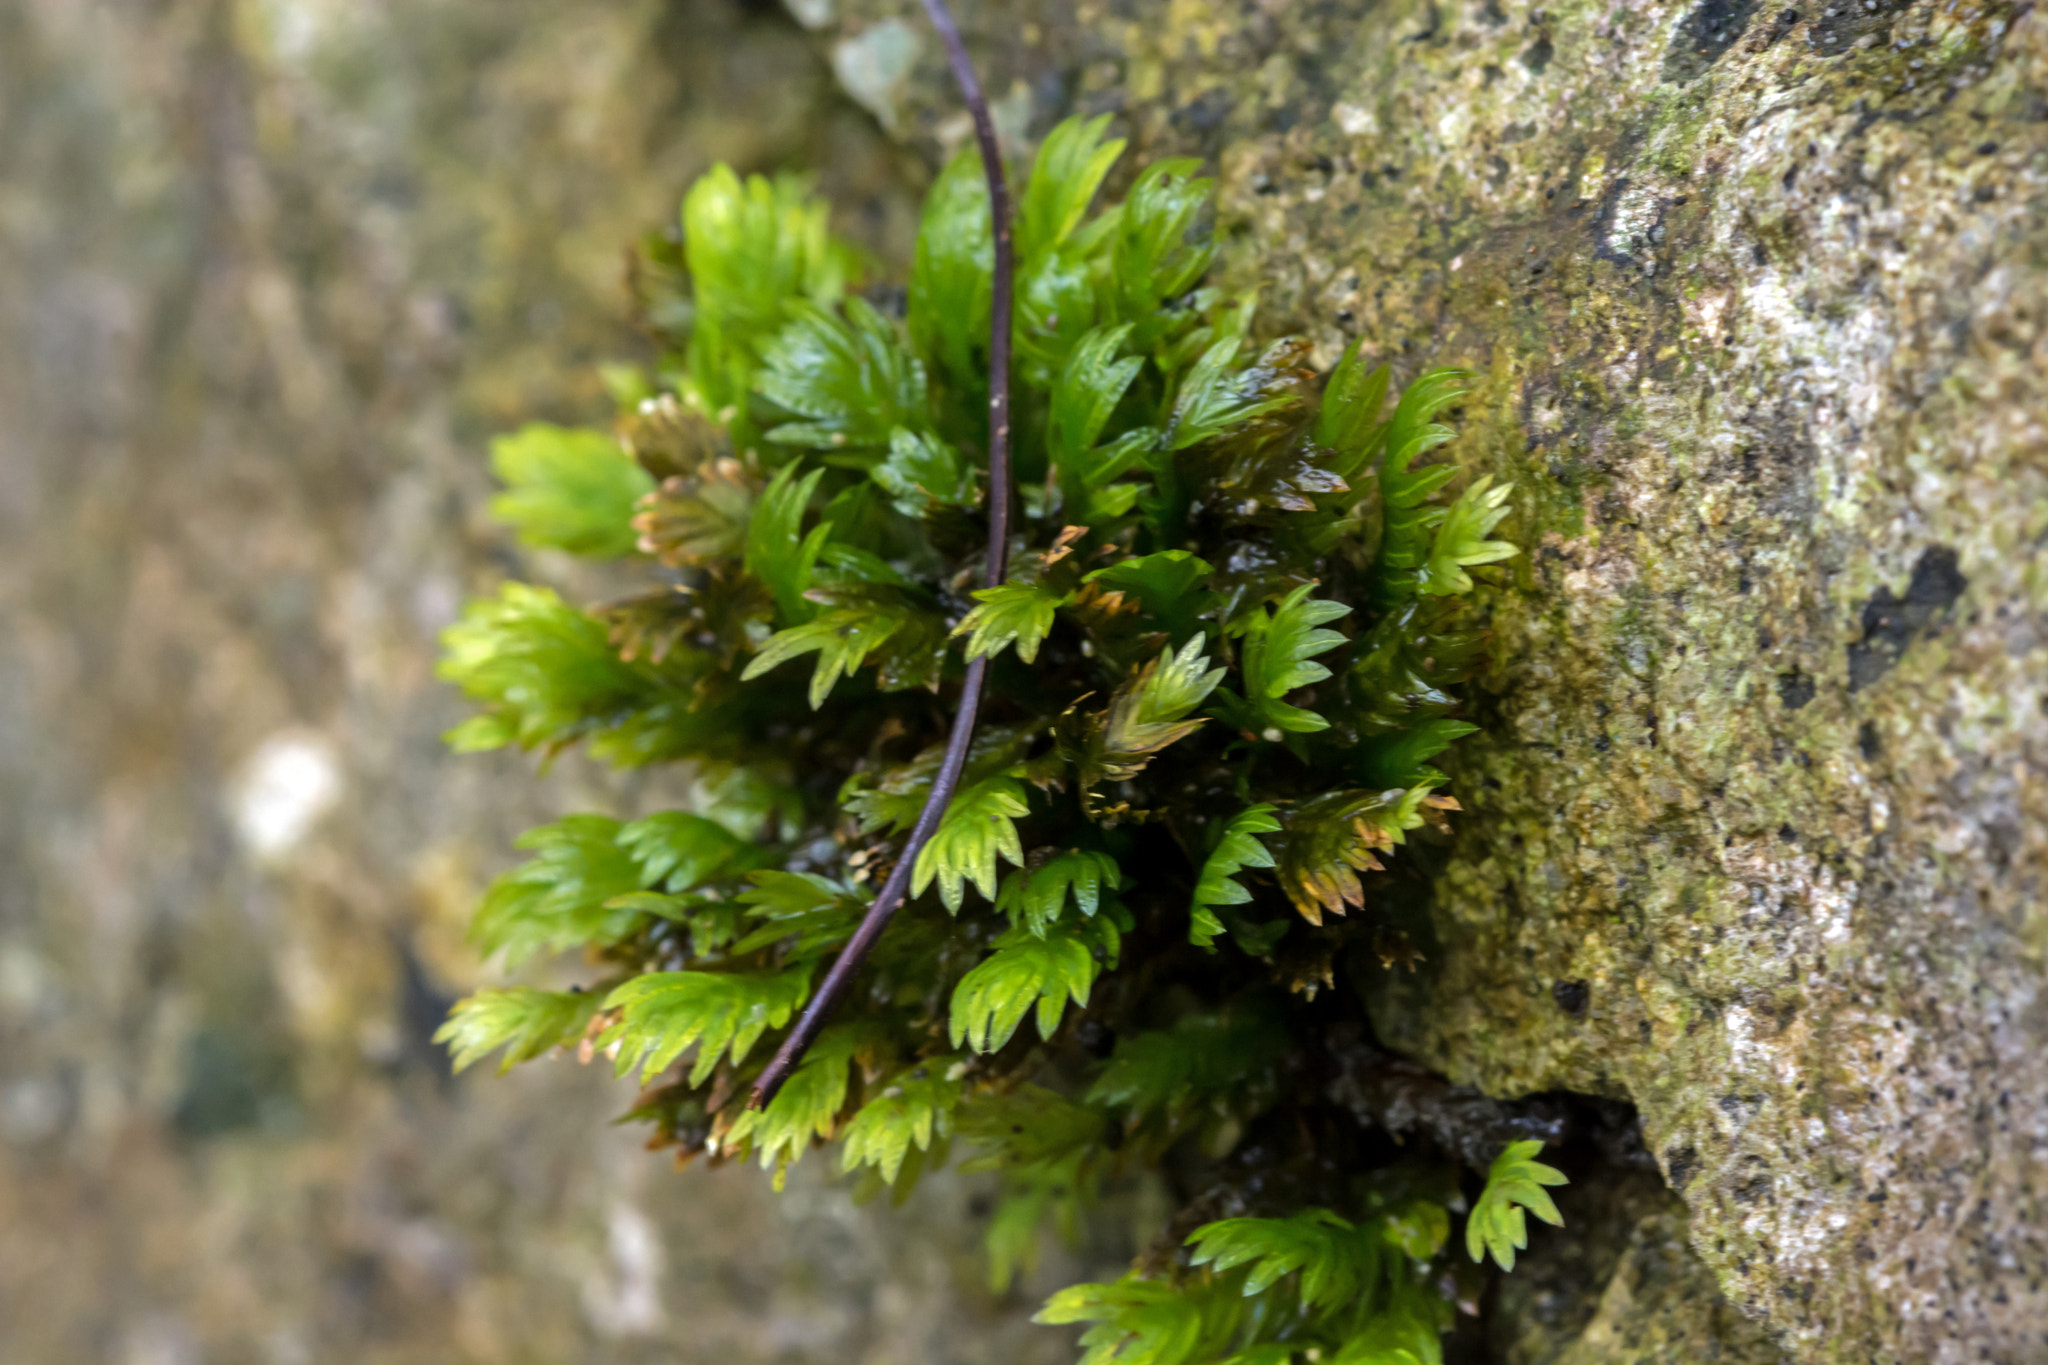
<box><xmin>430</xmin><ymin>115</ymin><xmax>1591</xmax><ymax>1359</ymax></box>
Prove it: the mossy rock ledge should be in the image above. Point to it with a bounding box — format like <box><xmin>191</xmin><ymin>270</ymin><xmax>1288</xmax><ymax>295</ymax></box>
<box><xmin>794</xmin><ymin>1</ymin><xmax>2048</xmax><ymax>1361</ymax></box>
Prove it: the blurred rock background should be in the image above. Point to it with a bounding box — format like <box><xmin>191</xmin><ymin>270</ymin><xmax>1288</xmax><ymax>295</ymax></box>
<box><xmin>0</xmin><ymin>1</ymin><xmax>1109</xmax><ymax>1360</ymax></box>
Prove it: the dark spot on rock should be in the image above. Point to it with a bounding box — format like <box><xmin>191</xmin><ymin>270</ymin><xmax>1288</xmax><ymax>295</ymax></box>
<box><xmin>1552</xmin><ymin>979</ymin><xmax>1591</xmax><ymax>1017</ymax></box>
<box><xmin>1665</xmin><ymin>1143</ymin><xmax>1701</xmax><ymax>1190</ymax></box>
<box><xmin>1778</xmin><ymin>670</ymin><xmax>1816</xmax><ymax>710</ymax></box>
<box><xmin>1783</xmin><ymin>163</ymin><xmax>1799</xmax><ymax>191</ymax></box>
<box><xmin>1867</xmin><ymin>1186</ymin><xmax>1888</xmax><ymax>1203</ymax></box>
<box><xmin>1753</xmin><ymin>241</ymin><xmax>1770</xmax><ymax>266</ymax></box>
<box><xmin>1859</xmin><ymin>720</ymin><xmax>1882</xmax><ymax>759</ymax></box>
<box><xmin>1172</xmin><ymin>87</ymin><xmax>1234</xmax><ymax>136</ymax></box>
<box><xmin>174</xmin><ymin>1026</ymin><xmax>295</xmax><ymax>1139</ymax></box>
<box><xmin>1663</xmin><ymin>0</ymin><xmax>1761</xmax><ymax>83</ymax></box>
<box><xmin>1521</xmin><ymin>34</ymin><xmax>1555</xmax><ymax>73</ymax></box>
<box><xmin>1779</xmin><ymin>823</ymin><xmax>1798</xmax><ymax>843</ymax></box>
<box><xmin>1847</xmin><ymin>546</ymin><xmax>1967</xmax><ymax>691</ymax></box>
<box><xmin>1323</xmin><ymin>1032</ymin><xmax>1587</xmax><ymax>1170</ymax></box>
<box><xmin>1976</xmin><ymin>141</ymin><xmax>1998</xmax><ymax>155</ymax></box>
<box><xmin>394</xmin><ymin>936</ymin><xmax>459</xmax><ymax>1083</ymax></box>
<box><xmin>1812</xmin><ymin>0</ymin><xmax>1910</xmax><ymax>51</ymax></box>
<box><xmin>1482</xmin><ymin>63</ymin><xmax>1504</xmax><ymax>86</ymax></box>
<box><xmin>1732</xmin><ymin>1169</ymin><xmax>1774</xmax><ymax>1203</ymax></box>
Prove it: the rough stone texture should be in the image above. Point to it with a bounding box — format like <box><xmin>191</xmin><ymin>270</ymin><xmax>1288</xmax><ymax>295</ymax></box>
<box><xmin>0</xmin><ymin>1</ymin><xmax>1117</xmax><ymax>1361</ymax></box>
<box><xmin>1490</xmin><ymin>1167</ymin><xmax>1788</xmax><ymax>1364</ymax></box>
<box><xmin>797</xmin><ymin>0</ymin><xmax>2048</xmax><ymax>1361</ymax></box>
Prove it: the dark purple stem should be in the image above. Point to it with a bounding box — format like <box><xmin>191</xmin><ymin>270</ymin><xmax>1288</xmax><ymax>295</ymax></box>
<box><xmin>750</xmin><ymin>0</ymin><xmax>1013</xmax><ymax>1109</ymax></box>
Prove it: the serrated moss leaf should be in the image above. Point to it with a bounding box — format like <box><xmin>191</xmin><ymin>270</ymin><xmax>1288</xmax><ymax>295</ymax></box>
<box><xmin>722</xmin><ymin>1024</ymin><xmax>864</xmax><ymax>1183</ymax></box>
<box><xmin>1231</xmin><ymin>584</ymin><xmax>1351</xmax><ymax>735</ymax></box>
<box><xmin>435</xmin><ymin>987</ymin><xmax>603</xmax><ymax>1074</ymax></box>
<box><xmin>996</xmin><ymin>849</ymin><xmax>1123</xmax><ymax>937</ymax></box>
<box><xmin>759</xmin><ymin>299</ymin><xmax>928</xmax><ymax>453</ymax></box>
<box><xmin>911</xmin><ymin>774</ymin><xmax>1030</xmax><ymax>912</ymax></box>
<box><xmin>1417</xmin><ymin>474</ymin><xmax>1516</xmax><ymax>597</ymax></box>
<box><xmin>949</xmin><ymin>916</ymin><xmax>1118</xmax><ymax>1053</ymax></box>
<box><xmin>1466</xmin><ymin>1140</ymin><xmax>1568</xmax><ymax>1271</ymax></box>
<box><xmin>956</xmin><ymin>581</ymin><xmax>1065</xmax><ymax>665</ymax></box>
<box><xmin>1189</xmin><ymin>804</ymin><xmax>1280</xmax><ymax>948</ymax></box>
<box><xmin>489</xmin><ymin>424</ymin><xmax>653</xmax><ymax>557</ymax></box>
<box><xmin>601</xmin><ymin>967</ymin><xmax>811</xmax><ymax>1085</ymax></box>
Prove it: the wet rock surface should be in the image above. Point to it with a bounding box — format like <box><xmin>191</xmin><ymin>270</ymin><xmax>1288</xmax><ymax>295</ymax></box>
<box><xmin>799</xmin><ymin>0</ymin><xmax>2048</xmax><ymax>1360</ymax></box>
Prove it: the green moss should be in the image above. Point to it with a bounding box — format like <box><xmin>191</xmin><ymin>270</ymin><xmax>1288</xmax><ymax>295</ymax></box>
<box><xmin>438</xmin><ymin>118</ymin><xmax>1557</xmax><ymax>1360</ymax></box>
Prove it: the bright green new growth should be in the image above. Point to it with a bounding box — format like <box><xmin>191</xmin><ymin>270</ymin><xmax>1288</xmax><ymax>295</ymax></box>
<box><xmin>958</xmin><ymin>581</ymin><xmax>1066</xmax><ymax>664</ymax></box>
<box><xmin>437</xmin><ymin>120</ymin><xmax>1542</xmax><ymax>1362</ymax></box>
<box><xmin>1466</xmin><ymin>1140</ymin><xmax>1570</xmax><ymax>1272</ymax></box>
<box><xmin>490</xmin><ymin>423</ymin><xmax>655</xmax><ymax>557</ymax></box>
<box><xmin>949</xmin><ymin>911</ymin><xmax>1118</xmax><ymax>1053</ymax></box>
<box><xmin>913</xmin><ymin>774</ymin><xmax>1030</xmax><ymax>912</ymax></box>
<box><xmin>1188</xmin><ymin>805</ymin><xmax>1281</xmax><ymax>949</ymax></box>
<box><xmin>438</xmin><ymin>987</ymin><xmax>603</xmax><ymax>1075</ymax></box>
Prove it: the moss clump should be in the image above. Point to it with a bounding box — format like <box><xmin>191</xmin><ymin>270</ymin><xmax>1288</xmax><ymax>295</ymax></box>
<box><xmin>435</xmin><ymin>115</ymin><xmax>1551</xmax><ymax>1360</ymax></box>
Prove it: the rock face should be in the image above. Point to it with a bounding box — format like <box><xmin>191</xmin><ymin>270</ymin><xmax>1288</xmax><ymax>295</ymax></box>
<box><xmin>797</xmin><ymin>0</ymin><xmax>2048</xmax><ymax>1361</ymax></box>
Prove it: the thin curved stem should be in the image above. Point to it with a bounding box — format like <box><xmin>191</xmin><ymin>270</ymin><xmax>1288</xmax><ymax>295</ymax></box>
<box><xmin>751</xmin><ymin>0</ymin><xmax>1013</xmax><ymax>1108</ymax></box>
